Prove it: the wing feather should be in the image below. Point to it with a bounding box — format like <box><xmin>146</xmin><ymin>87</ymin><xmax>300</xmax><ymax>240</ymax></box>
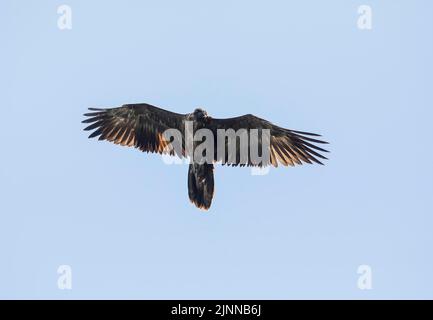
<box><xmin>83</xmin><ymin>103</ymin><xmax>186</xmax><ymax>156</ymax></box>
<box><xmin>208</xmin><ymin>114</ymin><xmax>329</xmax><ymax>167</ymax></box>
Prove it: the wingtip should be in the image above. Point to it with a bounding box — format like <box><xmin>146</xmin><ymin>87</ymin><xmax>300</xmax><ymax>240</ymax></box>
<box><xmin>291</xmin><ymin>130</ymin><xmax>323</xmax><ymax>137</ymax></box>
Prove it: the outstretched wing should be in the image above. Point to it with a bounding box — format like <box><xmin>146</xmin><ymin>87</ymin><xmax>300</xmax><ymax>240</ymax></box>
<box><xmin>208</xmin><ymin>114</ymin><xmax>329</xmax><ymax>167</ymax></box>
<box><xmin>82</xmin><ymin>103</ymin><xmax>186</xmax><ymax>156</ymax></box>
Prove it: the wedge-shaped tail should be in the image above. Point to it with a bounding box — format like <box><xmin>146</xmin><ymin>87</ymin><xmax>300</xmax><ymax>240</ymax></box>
<box><xmin>188</xmin><ymin>163</ymin><xmax>215</xmax><ymax>210</ymax></box>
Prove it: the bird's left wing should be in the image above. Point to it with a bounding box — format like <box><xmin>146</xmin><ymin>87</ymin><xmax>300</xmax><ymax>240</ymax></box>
<box><xmin>208</xmin><ymin>114</ymin><xmax>329</xmax><ymax>167</ymax></box>
<box><xmin>82</xmin><ymin>103</ymin><xmax>186</xmax><ymax>156</ymax></box>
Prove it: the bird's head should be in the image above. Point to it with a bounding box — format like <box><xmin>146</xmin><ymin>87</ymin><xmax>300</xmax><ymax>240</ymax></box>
<box><xmin>193</xmin><ymin>108</ymin><xmax>208</xmax><ymax>120</ymax></box>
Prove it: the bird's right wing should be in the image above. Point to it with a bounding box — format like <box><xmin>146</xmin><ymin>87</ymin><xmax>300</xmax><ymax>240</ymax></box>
<box><xmin>82</xmin><ymin>103</ymin><xmax>187</xmax><ymax>157</ymax></box>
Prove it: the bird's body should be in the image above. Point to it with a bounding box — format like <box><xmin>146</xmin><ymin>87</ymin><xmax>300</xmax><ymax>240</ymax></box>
<box><xmin>83</xmin><ymin>103</ymin><xmax>329</xmax><ymax>210</ymax></box>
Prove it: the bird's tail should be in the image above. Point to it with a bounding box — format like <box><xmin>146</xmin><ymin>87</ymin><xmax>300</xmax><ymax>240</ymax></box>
<box><xmin>188</xmin><ymin>163</ymin><xmax>214</xmax><ymax>210</ymax></box>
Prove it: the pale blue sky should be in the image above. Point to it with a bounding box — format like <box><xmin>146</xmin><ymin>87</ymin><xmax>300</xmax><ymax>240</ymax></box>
<box><xmin>1</xmin><ymin>0</ymin><xmax>432</xmax><ymax>299</ymax></box>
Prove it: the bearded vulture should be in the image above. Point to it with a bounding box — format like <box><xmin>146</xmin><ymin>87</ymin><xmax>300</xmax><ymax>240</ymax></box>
<box><xmin>83</xmin><ymin>103</ymin><xmax>329</xmax><ymax>210</ymax></box>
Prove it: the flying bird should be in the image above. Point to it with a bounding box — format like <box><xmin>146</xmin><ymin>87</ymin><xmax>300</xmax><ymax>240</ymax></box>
<box><xmin>83</xmin><ymin>103</ymin><xmax>329</xmax><ymax>210</ymax></box>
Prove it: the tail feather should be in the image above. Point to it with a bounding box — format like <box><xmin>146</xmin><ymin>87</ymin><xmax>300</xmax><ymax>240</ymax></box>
<box><xmin>188</xmin><ymin>163</ymin><xmax>214</xmax><ymax>210</ymax></box>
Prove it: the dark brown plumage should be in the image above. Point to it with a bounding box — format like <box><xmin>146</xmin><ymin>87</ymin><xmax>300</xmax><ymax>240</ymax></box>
<box><xmin>83</xmin><ymin>103</ymin><xmax>329</xmax><ymax>210</ymax></box>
